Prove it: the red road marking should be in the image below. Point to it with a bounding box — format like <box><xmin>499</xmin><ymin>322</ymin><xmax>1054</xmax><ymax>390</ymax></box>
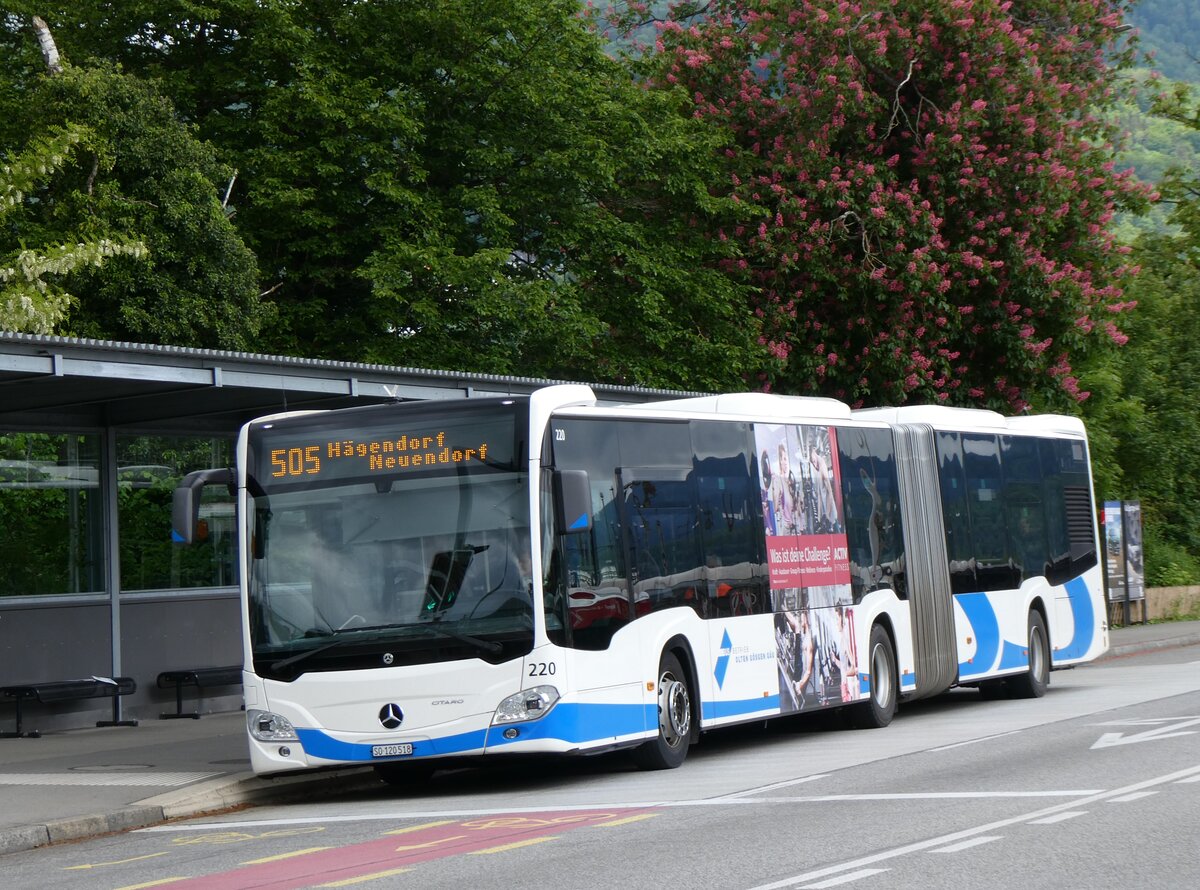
<box><xmin>157</xmin><ymin>808</ymin><xmax>658</xmax><ymax>889</ymax></box>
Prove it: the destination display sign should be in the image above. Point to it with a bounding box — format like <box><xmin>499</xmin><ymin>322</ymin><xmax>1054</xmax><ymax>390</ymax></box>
<box><xmin>251</xmin><ymin>408</ymin><xmax>519</xmax><ymax>487</ymax></box>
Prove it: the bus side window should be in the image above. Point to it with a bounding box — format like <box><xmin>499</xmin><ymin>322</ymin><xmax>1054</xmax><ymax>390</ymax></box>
<box><xmin>1040</xmin><ymin>438</ymin><xmax>1097</xmax><ymax>585</ymax></box>
<box><xmin>1001</xmin><ymin>435</ymin><xmax>1048</xmax><ymax>583</ymax></box>
<box><xmin>937</xmin><ymin>432</ymin><xmax>977</xmax><ymax>594</ymax></box>
<box><xmin>962</xmin><ymin>434</ymin><xmax>1020</xmax><ymax>592</ymax></box>
<box><xmin>837</xmin><ymin>427</ymin><xmax>906</xmax><ymax>601</ymax></box>
<box><xmin>693</xmin><ymin>420</ymin><xmax>767</xmax><ymax>618</ymax></box>
<box><xmin>551</xmin><ymin>418</ymin><xmax>631</xmax><ymax>651</ymax></box>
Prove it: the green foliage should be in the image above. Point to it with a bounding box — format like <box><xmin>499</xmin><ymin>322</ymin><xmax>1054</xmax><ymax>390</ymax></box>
<box><xmin>1109</xmin><ymin>73</ymin><xmax>1200</xmax><ymax>240</ymax></box>
<box><xmin>1081</xmin><ymin>58</ymin><xmax>1200</xmax><ymax>586</ymax></box>
<box><xmin>0</xmin><ymin>50</ymin><xmax>270</xmax><ymax>348</ymax></box>
<box><xmin>0</xmin><ymin>124</ymin><xmax>146</xmax><ymax>332</ymax></box>
<box><xmin>1129</xmin><ymin>0</ymin><xmax>1200</xmax><ymax>83</ymax></box>
<box><xmin>14</xmin><ymin>0</ymin><xmax>765</xmax><ymax>391</ymax></box>
<box><xmin>1081</xmin><ymin>231</ymin><xmax>1200</xmax><ymax>585</ymax></box>
<box><xmin>1142</xmin><ymin>521</ymin><xmax>1200</xmax><ymax>588</ymax></box>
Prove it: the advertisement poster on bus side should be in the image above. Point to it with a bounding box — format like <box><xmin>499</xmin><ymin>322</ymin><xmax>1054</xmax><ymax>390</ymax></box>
<box><xmin>754</xmin><ymin>423</ymin><xmax>851</xmax><ymax>591</ymax></box>
<box><xmin>754</xmin><ymin>423</ymin><xmax>860</xmax><ymax>713</ymax></box>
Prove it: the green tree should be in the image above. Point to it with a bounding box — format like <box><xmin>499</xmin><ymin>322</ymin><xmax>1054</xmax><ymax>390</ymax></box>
<box><xmin>0</xmin><ymin>13</ymin><xmax>268</xmax><ymax>348</ymax></box>
<box><xmin>0</xmin><ymin>121</ymin><xmax>146</xmax><ymax>333</ymax></box>
<box><xmin>1081</xmin><ymin>80</ymin><xmax>1200</xmax><ymax>585</ymax></box>
<box><xmin>16</xmin><ymin>0</ymin><xmax>766</xmax><ymax>390</ymax></box>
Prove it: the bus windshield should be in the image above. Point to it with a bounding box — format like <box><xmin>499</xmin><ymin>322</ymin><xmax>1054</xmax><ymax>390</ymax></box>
<box><xmin>245</xmin><ymin>401</ymin><xmax>533</xmax><ymax>679</ymax></box>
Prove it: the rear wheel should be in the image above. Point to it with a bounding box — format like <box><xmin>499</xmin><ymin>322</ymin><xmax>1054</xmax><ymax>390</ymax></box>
<box><xmin>633</xmin><ymin>651</ymin><xmax>693</xmax><ymax>770</ymax></box>
<box><xmin>1008</xmin><ymin>610</ymin><xmax>1049</xmax><ymax>699</ymax></box>
<box><xmin>850</xmin><ymin>624</ymin><xmax>897</xmax><ymax>729</ymax></box>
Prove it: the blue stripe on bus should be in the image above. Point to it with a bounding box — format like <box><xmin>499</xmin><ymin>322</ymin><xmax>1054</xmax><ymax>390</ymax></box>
<box><xmin>956</xmin><ymin>572</ymin><xmax>1097</xmax><ymax>676</ymax></box>
<box><xmin>955</xmin><ymin>592</ymin><xmax>1001</xmax><ymax>677</ymax></box>
<box><xmin>702</xmin><ymin>696</ymin><xmax>781</xmax><ymax>720</ymax></box>
<box><xmin>998</xmin><ymin>639</ymin><xmax>1029</xmax><ymax>671</ymax></box>
<box><xmin>1055</xmin><ymin>575</ymin><xmax>1096</xmax><ymax>661</ymax></box>
<box><xmin>295</xmin><ymin>701</ymin><xmax>656</xmax><ymax>761</ymax></box>
<box><xmin>487</xmin><ymin>702</ymin><xmax>653</xmax><ymax>747</ymax></box>
<box><xmin>296</xmin><ymin>726</ymin><xmax>489</xmax><ymax>761</ymax></box>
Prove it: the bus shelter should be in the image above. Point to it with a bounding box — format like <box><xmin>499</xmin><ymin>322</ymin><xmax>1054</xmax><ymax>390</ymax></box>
<box><xmin>0</xmin><ymin>332</ymin><xmax>686</xmax><ymax>733</ymax></box>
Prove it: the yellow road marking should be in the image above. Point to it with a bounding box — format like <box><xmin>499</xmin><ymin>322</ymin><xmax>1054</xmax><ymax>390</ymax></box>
<box><xmin>65</xmin><ymin>852</ymin><xmax>169</xmax><ymax>870</ymax></box>
<box><xmin>172</xmin><ymin>831</ymin><xmax>254</xmax><ymax>845</ymax></box>
<box><xmin>468</xmin><ymin>836</ymin><xmax>559</xmax><ymax>855</ymax></box>
<box><xmin>383</xmin><ymin>820</ymin><xmax>457</xmax><ymax>835</ymax></box>
<box><xmin>316</xmin><ymin>867</ymin><xmax>413</xmax><ymax>886</ymax></box>
<box><xmin>172</xmin><ymin>826</ymin><xmax>326</xmax><ymax>846</ymax></box>
<box><xmin>242</xmin><ymin>846</ymin><xmax>333</xmax><ymax>864</ymax></box>
<box><xmin>593</xmin><ymin>813</ymin><xmax>660</xmax><ymax>828</ymax></box>
<box><xmin>394</xmin><ymin>834</ymin><xmax>466</xmax><ymax>852</ymax></box>
<box><xmin>112</xmin><ymin>879</ymin><xmax>189</xmax><ymax>890</ymax></box>
<box><xmin>462</xmin><ymin>814</ymin><xmax>601</xmax><ymax>829</ymax></box>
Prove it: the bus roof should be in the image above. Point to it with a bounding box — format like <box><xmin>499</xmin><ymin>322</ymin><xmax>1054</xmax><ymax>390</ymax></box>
<box><xmin>619</xmin><ymin>392</ymin><xmax>853</xmax><ymax>421</ymax></box>
<box><xmin>854</xmin><ymin>404</ymin><xmax>1087</xmax><ymax>437</ymax></box>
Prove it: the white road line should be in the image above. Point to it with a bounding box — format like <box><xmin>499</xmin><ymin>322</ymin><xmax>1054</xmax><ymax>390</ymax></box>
<box><xmin>744</xmin><ymin>764</ymin><xmax>1200</xmax><ymax>890</ymax></box>
<box><xmin>1107</xmin><ymin>790</ymin><xmax>1160</xmax><ymax>803</ymax></box>
<box><xmin>1027</xmin><ymin>811</ymin><xmax>1087</xmax><ymax>825</ymax></box>
<box><xmin>718</xmin><ymin>774</ymin><xmax>831</xmax><ymax>800</ymax></box>
<box><xmin>1177</xmin><ymin>775</ymin><xmax>1200</xmax><ymax>784</ymax></box>
<box><xmin>138</xmin><ymin>790</ymin><xmax>1104</xmax><ymax>833</ymax></box>
<box><xmin>929</xmin><ymin>836</ymin><xmax>1002</xmax><ymax>854</ymax></box>
<box><xmin>799</xmin><ymin>869</ymin><xmax>889</xmax><ymax>888</ymax></box>
<box><xmin>765</xmin><ymin>791</ymin><xmax>1101</xmax><ymax>801</ymax></box>
<box><xmin>930</xmin><ymin>730</ymin><xmax>1024</xmax><ymax>752</ymax></box>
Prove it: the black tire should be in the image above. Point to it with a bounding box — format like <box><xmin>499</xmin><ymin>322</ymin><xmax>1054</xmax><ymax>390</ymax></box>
<box><xmin>632</xmin><ymin>651</ymin><xmax>693</xmax><ymax>770</ymax></box>
<box><xmin>1008</xmin><ymin>609</ymin><xmax>1049</xmax><ymax>699</ymax></box>
<box><xmin>374</xmin><ymin>760</ymin><xmax>436</xmax><ymax>789</ymax></box>
<box><xmin>850</xmin><ymin>624</ymin><xmax>897</xmax><ymax>729</ymax></box>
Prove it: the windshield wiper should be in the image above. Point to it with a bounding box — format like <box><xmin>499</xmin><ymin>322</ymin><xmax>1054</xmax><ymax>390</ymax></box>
<box><xmin>269</xmin><ymin>625</ymin><xmax>392</xmax><ymax>672</ymax></box>
<box><xmin>420</xmin><ymin>621</ymin><xmax>503</xmax><ymax>656</ymax></box>
<box><xmin>268</xmin><ymin>622</ymin><xmax>503</xmax><ymax>673</ymax></box>
<box><xmin>271</xmin><ymin>638</ymin><xmax>344</xmax><ymax>673</ymax></box>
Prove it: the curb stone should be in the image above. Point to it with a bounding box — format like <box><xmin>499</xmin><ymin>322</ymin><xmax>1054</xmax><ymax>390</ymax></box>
<box><xmin>0</xmin><ymin>767</ymin><xmax>380</xmax><ymax>858</ymax></box>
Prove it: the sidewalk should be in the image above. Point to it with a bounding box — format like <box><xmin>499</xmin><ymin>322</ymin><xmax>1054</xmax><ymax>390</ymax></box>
<box><xmin>3</xmin><ymin>620</ymin><xmax>1199</xmax><ymax>857</ymax></box>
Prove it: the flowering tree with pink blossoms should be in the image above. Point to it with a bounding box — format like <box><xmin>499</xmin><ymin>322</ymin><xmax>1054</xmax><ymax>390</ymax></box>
<box><xmin>621</xmin><ymin>0</ymin><xmax>1152</xmax><ymax>409</ymax></box>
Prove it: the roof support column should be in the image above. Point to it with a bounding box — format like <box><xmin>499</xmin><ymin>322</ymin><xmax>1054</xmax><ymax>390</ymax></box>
<box><xmin>100</xmin><ymin>425</ymin><xmax>136</xmax><ymax>727</ymax></box>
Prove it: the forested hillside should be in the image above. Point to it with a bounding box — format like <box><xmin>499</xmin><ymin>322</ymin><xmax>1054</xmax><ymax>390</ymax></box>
<box><xmin>1131</xmin><ymin>0</ymin><xmax>1200</xmax><ymax>83</ymax></box>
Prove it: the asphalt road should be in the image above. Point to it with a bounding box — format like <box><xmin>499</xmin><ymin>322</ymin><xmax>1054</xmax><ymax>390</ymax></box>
<box><xmin>6</xmin><ymin>642</ymin><xmax>1199</xmax><ymax>890</ymax></box>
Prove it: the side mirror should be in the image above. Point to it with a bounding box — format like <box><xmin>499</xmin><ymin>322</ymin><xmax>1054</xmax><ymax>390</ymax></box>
<box><xmin>172</xmin><ymin>468</ymin><xmax>234</xmax><ymax>544</ymax></box>
<box><xmin>553</xmin><ymin>469</ymin><xmax>592</xmax><ymax>535</ymax></box>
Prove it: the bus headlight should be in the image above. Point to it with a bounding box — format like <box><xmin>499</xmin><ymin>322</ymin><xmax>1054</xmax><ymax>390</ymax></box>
<box><xmin>492</xmin><ymin>686</ymin><xmax>559</xmax><ymax>724</ymax></box>
<box><xmin>247</xmin><ymin>709</ymin><xmax>299</xmax><ymax>742</ymax></box>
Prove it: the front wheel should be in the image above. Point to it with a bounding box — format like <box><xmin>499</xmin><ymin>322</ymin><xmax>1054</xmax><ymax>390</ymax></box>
<box><xmin>1008</xmin><ymin>610</ymin><xmax>1049</xmax><ymax>699</ymax></box>
<box><xmin>632</xmin><ymin>651</ymin><xmax>693</xmax><ymax>770</ymax></box>
<box><xmin>850</xmin><ymin>624</ymin><xmax>897</xmax><ymax>729</ymax></box>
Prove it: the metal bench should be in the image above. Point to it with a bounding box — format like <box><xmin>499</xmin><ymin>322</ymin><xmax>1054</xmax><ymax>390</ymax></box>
<box><xmin>156</xmin><ymin>666</ymin><xmax>242</xmax><ymax>719</ymax></box>
<box><xmin>1</xmin><ymin>676</ymin><xmax>137</xmax><ymax>738</ymax></box>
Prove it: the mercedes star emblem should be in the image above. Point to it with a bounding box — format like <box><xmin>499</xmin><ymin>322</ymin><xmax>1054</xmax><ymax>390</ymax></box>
<box><xmin>379</xmin><ymin>703</ymin><xmax>404</xmax><ymax>729</ymax></box>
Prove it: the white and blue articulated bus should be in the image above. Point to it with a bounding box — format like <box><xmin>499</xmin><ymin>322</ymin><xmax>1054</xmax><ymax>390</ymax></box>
<box><xmin>173</xmin><ymin>385</ymin><xmax>1106</xmax><ymax>782</ymax></box>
